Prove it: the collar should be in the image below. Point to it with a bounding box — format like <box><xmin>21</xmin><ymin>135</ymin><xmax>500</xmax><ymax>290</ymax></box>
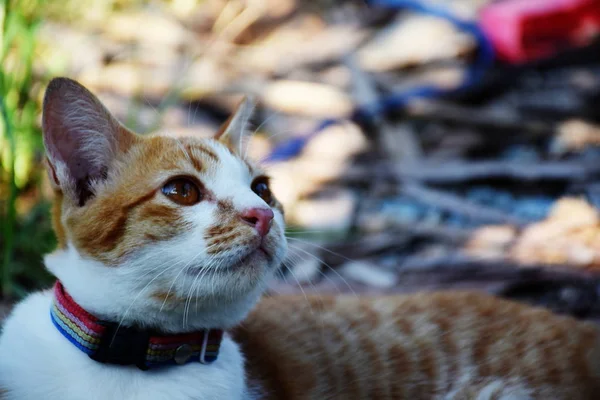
<box><xmin>50</xmin><ymin>281</ymin><xmax>223</xmax><ymax>370</ymax></box>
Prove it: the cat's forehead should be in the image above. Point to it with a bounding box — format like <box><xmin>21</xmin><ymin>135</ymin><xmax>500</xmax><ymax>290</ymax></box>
<box><xmin>130</xmin><ymin>135</ymin><xmax>264</xmax><ymax>183</ymax></box>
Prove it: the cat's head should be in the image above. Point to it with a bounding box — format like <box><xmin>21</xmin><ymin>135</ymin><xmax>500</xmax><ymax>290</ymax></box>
<box><xmin>42</xmin><ymin>78</ymin><xmax>287</xmax><ymax>331</ymax></box>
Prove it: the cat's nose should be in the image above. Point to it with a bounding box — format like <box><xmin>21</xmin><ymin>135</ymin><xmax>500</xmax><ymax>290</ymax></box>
<box><xmin>240</xmin><ymin>207</ymin><xmax>274</xmax><ymax>237</ymax></box>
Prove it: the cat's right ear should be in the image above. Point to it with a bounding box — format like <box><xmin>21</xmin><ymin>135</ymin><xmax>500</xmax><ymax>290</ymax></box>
<box><xmin>42</xmin><ymin>77</ymin><xmax>137</xmax><ymax>206</ymax></box>
<box><xmin>214</xmin><ymin>96</ymin><xmax>255</xmax><ymax>156</ymax></box>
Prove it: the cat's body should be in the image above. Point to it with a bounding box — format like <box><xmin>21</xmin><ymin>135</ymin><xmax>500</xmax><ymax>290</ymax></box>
<box><xmin>236</xmin><ymin>293</ymin><xmax>600</xmax><ymax>399</ymax></box>
<box><xmin>6</xmin><ymin>289</ymin><xmax>600</xmax><ymax>400</ymax></box>
<box><xmin>1</xmin><ymin>77</ymin><xmax>600</xmax><ymax>399</ymax></box>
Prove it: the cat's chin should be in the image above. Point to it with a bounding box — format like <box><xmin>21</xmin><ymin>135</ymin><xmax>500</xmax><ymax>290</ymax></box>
<box><xmin>226</xmin><ymin>247</ymin><xmax>271</xmax><ymax>271</ymax></box>
<box><xmin>185</xmin><ymin>247</ymin><xmax>273</xmax><ymax>277</ymax></box>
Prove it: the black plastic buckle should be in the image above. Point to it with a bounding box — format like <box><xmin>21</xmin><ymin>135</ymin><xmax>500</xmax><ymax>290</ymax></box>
<box><xmin>89</xmin><ymin>323</ymin><xmax>151</xmax><ymax>371</ymax></box>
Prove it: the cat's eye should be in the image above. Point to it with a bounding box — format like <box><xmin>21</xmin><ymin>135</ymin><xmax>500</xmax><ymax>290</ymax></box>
<box><xmin>162</xmin><ymin>178</ymin><xmax>201</xmax><ymax>206</ymax></box>
<box><xmin>251</xmin><ymin>177</ymin><xmax>272</xmax><ymax>205</ymax></box>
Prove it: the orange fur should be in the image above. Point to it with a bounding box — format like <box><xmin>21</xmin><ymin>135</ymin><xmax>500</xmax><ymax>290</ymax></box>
<box><xmin>234</xmin><ymin>292</ymin><xmax>600</xmax><ymax>399</ymax></box>
<box><xmin>50</xmin><ymin>189</ymin><xmax>67</xmax><ymax>249</ymax></box>
<box><xmin>50</xmin><ymin>133</ymin><xmax>269</xmax><ymax>265</ymax></box>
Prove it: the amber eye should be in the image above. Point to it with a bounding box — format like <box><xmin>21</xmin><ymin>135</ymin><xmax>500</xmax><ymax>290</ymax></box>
<box><xmin>162</xmin><ymin>178</ymin><xmax>201</xmax><ymax>206</ymax></box>
<box><xmin>251</xmin><ymin>178</ymin><xmax>272</xmax><ymax>204</ymax></box>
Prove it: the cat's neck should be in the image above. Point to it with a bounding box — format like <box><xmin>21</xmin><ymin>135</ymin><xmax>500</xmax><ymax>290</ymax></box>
<box><xmin>44</xmin><ymin>245</ymin><xmax>265</xmax><ymax>334</ymax></box>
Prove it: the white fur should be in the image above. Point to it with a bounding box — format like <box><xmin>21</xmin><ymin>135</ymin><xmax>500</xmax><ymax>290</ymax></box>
<box><xmin>444</xmin><ymin>379</ymin><xmax>533</xmax><ymax>400</ymax></box>
<box><xmin>0</xmin><ymin>135</ymin><xmax>285</xmax><ymax>399</ymax></box>
<box><xmin>0</xmin><ymin>292</ymin><xmax>246</xmax><ymax>400</ymax></box>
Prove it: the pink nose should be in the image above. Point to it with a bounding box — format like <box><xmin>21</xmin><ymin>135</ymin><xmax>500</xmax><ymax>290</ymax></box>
<box><xmin>240</xmin><ymin>208</ymin><xmax>274</xmax><ymax>237</ymax></box>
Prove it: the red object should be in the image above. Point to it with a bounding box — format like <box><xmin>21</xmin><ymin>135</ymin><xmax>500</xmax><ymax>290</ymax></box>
<box><xmin>480</xmin><ymin>0</ymin><xmax>600</xmax><ymax>63</ymax></box>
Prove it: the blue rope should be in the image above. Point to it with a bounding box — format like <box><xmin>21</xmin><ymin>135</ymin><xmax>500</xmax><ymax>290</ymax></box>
<box><xmin>263</xmin><ymin>0</ymin><xmax>495</xmax><ymax>163</ymax></box>
<box><xmin>262</xmin><ymin>118</ymin><xmax>340</xmax><ymax>162</ymax></box>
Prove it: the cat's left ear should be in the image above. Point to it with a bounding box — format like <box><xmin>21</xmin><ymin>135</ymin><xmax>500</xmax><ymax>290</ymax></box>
<box><xmin>214</xmin><ymin>96</ymin><xmax>255</xmax><ymax>155</ymax></box>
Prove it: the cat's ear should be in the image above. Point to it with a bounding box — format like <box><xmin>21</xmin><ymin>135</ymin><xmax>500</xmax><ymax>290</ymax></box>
<box><xmin>42</xmin><ymin>77</ymin><xmax>137</xmax><ymax>206</ymax></box>
<box><xmin>214</xmin><ymin>96</ymin><xmax>255</xmax><ymax>155</ymax></box>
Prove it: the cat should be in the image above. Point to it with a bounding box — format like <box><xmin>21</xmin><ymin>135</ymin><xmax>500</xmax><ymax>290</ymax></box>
<box><xmin>0</xmin><ymin>77</ymin><xmax>287</xmax><ymax>399</ymax></box>
<box><xmin>0</xmin><ymin>77</ymin><xmax>599</xmax><ymax>400</ymax></box>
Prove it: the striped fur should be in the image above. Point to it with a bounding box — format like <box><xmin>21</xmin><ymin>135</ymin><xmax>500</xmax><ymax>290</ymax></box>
<box><xmin>234</xmin><ymin>292</ymin><xmax>600</xmax><ymax>399</ymax></box>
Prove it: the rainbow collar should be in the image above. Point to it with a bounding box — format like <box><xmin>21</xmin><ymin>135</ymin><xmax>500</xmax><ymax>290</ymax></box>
<box><xmin>50</xmin><ymin>281</ymin><xmax>223</xmax><ymax>370</ymax></box>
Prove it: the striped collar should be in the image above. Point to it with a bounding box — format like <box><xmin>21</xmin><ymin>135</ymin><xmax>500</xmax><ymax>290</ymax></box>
<box><xmin>50</xmin><ymin>281</ymin><xmax>223</xmax><ymax>370</ymax></box>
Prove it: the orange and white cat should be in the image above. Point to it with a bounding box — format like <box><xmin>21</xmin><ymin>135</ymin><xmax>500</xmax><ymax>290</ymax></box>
<box><xmin>1</xmin><ymin>77</ymin><xmax>599</xmax><ymax>400</ymax></box>
<box><xmin>0</xmin><ymin>78</ymin><xmax>287</xmax><ymax>399</ymax></box>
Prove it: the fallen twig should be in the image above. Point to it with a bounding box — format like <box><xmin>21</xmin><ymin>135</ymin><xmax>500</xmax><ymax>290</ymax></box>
<box><xmin>340</xmin><ymin>159</ymin><xmax>600</xmax><ymax>184</ymax></box>
<box><xmin>402</xmin><ymin>183</ymin><xmax>529</xmax><ymax>225</ymax></box>
<box><xmin>404</xmin><ymin>100</ymin><xmax>554</xmax><ymax>135</ymax></box>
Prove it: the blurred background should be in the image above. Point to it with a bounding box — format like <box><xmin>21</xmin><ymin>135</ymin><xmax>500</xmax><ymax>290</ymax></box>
<box><xmin>2</xmin><ymin>0</ymin><xmax>600</xmax><ymax>320</ymax></box>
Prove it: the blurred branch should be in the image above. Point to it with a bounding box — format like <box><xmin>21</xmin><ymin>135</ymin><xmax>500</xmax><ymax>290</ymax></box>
<box><xmin>323</xmin><ymin>223</ymin><xmax>471</xmax><ymax>262</ymax></box>
<box><xmin>341</xmin><ymin>159</ymin><xmax>600</xmax><ymax>184</ymax></box>
<box><xmin>404</xmin><ymin>100</ymin><xmax>554</xmax><ymax>135</ymax></box>
<box><xmin>212</xmin><ymin>0</ymin><xmax>265</xmax><ymax>44</ymax></box>
<box><xmin>346</xmin><ymin>54</ymin><xmax>423</xmax><ymax>161</ymax></box>
<box><xmin>402</xmin><ymin>183</ymin><xmax>529</xmax><ymax>225</ymax></box>
<box><xmin>398</xmin><ymin>160</ymin><xmax>600</xmax><ymax>183</ymax></box>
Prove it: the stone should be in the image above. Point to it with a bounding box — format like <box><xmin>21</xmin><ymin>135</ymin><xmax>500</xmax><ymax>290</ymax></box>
<box><xmin>261</xmin><ymin>80</ymin><xmax>353</xmax><ymax>118</ymax></box>
<box><xmin>339</xmin><ymin>260</ymin><xmax>398</xmax><ymax>288</ymax></box>
<box><xmin>292</xmin><ymin>188</ymin><xmax>356</xmax><ymax>233</ymax></box>
<box><xmin>357</xmin><ymin>14</ymin><xmax>475</xmax><ymax>71</ymax></box>
<box><xmin>104</xmin><ymin>11</ymin><xmax>194</xmax><ymax>48</ymax></box>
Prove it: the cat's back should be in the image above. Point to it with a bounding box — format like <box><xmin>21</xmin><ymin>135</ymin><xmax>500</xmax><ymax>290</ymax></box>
<box><xmin>233</xmin><ymin>291</ymin><xmax>600</xmax><ymax>400</ymax></box>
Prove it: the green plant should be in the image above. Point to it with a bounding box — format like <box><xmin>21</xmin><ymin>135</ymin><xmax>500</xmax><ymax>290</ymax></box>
<box><xmin>0</xmin><ymin>0</ymin><xmax>193</xmax><ymax>299</ymax></box>
<box><xmin>1</xmin><ymin>0</ymin><xmax>53</xmax><ymax>299</ymax></box>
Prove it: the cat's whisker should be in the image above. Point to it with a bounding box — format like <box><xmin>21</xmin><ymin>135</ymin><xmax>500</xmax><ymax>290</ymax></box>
<box><xmin>253</xmin><ymin>111</ymin><xmax>280</xmax><ymax>137</ymax></box>
<box><xmin>285</xmin><ymin>248</ymin><xmax>344</xmax><ymax>296</ymax></box>
<box><xmin>190</xmin><ymin>101</ymin><xmax>201</xmax><ymax>129</ymax></box>
<box><xmin>160</xmin><ymin>264</ymin><xmax>196</xmax><ymax>314</ymax></box>
<box><xmin>285</xmin><ymin>237</ymin><xmax>356</xmax><ymax>264</ymax></box>
<box><xmin>287</xmin><ymin>243</ymin><xmax>358</xmax><ymax>298</ymax></box>
<box><xmin>187</xmin><ymin>101</ymin><xmax>191</xmax><ymax>127</ymax></box>
<box><xmin>111</xmin><ymin>263</ymin><xmax>181</xmax><ymax>344</ymax></box>
<box><xmin>283</xmin><ymin>252</ymin><xmax>322</xmax><ymax>298</ymax></box>
<box><xmin>128</xmin><ymin>252</ymin><xmax>186</xmax><ymax>281</ymax></box>
<box><xmin>281</xmin><ymin>253</ymin><xmax>331</xmax><ymax>333</ymax></box>
<box><xmin>175</xmin><ymin>137</ymin><xmax>195</xmax><ymax>167</ymax></box>
<box><xmin>182</xmin><ymin>272</ymin><xmax>196</xmax><ymax>328</ymax></box>
<box><xmin>289</xmin><ymin>256</ymin><xmax>332</xmax><ymax>336</ymax></box>
<box><xmin>124</xmin><ymin>253</ymin><xmax>189</xmax><ymax>297</ymax></box>
<box><xmin>142</xmin><ymin>95</ymin><xmax>160</xmax><ymax>120</ymax></box>
<box><xmin>273</xmin><ymin>262</ymin><xmax>292</xmax><ymax>291</ymax></box>
<box><xmin>194</xmin><ymin>260</ymin><xmax>218</xmax><ymax>312</ymax></box>
<box><xmin>285</xmin><ymin>229</ymin><xmax>338</xmax><ymax>234</ymax></box>
<box><xmin>184</xmin><ymin>256</ymin><xmax>220</xmax><ymax>328</ymax></box>
<box><xmin>159</xmin><ymin>248</ymin><xmax>208</xmax><ymax>314</ymax></box>
<box><xmin>242</xmin><ymin>111</ymin><xmax>281</xmax><ymax>160</ymax></box>
<box><xmin>264</xmin><ymin>129</ymin><xmax>303</xmax><ymax>142</ymax></box>
<box><xmin>281</xmin><ymin>262</ymin><xmax>314</xmax><ymax>316</ymax></box>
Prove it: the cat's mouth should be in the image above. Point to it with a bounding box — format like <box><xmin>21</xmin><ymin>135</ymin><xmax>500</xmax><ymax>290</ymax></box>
<box><xmin>185</xmin><ymin>246</ymin><xmax>271</xmax><ymax>276</ymax></box>
<box><xmin>229</xmin><ymin>246</ymin><xmax>271</xmax><ymax>270</ymax></box>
